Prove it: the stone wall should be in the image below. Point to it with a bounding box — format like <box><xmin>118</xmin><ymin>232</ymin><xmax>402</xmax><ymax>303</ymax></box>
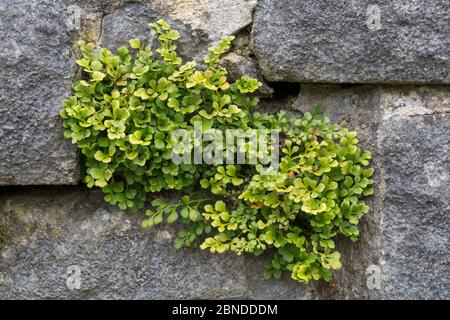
<box><xmin>0</xmin><ymin>0</ymin><xmax>448</xmax><ymax>299</ymax></box>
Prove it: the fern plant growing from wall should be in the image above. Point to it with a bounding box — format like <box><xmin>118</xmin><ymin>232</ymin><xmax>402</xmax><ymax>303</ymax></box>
<box><xmin>60</xmin><ymin>20</ymin><xmax>374</xmax><ymax>283</ymax></box>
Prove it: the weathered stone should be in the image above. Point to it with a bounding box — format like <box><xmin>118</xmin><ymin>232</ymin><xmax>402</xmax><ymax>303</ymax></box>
<box><xmin>151</xmin><ymin>0</ymin><xmax>257</xmax><ymax>41</ymax></box>
<box><xmin>100</xmin><ymin>0</ymin><xmax>256</xmax><ymax>62</ymax></box>
<box><xmin>380</xmin><ymin>115</ymin><xmax>450</xmax><ymax>299</ymax></box>
<box><xmin>251</xmin><ymin>0</ymin><xmax>450</xmax><ymax>83</ymax></box>
<box><xmin>221</xmin><ymin>52</ymin><xmax>274</xmax><ymax>97</ymax></box>
<box><xmin>0</xmin><ymin>0</ymin><xmax>80</xmax><ymax>185</ymax></box>
<box><xmin>293</xmin><ymin>85</ymin><xmax>450</xmax><ymax>299</ymax></box>
<box><xmin>99</xmin><ymin>2</ymin><xmax>204</xmax><ymax>63</ymax></box>
<box><xmin>0</xmin><ymin>187</ymin><xmax>316</xmax><ymax>299</ymax></box>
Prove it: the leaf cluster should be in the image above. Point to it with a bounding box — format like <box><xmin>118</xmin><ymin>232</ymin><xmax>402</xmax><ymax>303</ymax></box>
<box><xmin>61</xmin><ymin>20</ymin><xmax>374</xmax><ymax>283</ymax></box>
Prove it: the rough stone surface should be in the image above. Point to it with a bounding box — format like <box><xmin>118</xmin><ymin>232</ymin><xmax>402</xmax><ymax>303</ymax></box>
<box><xmin>293</xmin><ymin>85</ymin><xmax>450</xmax><ymax>299</ymax></box>
<box><xmin>251</xmin><ymin>0</ymin><xmax>450</xmax><ymax>83</ymax></box>
<box><xmin>99</xmin><ymin>2</ymin><xmax>206</xmax><ymax>63</ymax></box>
<box><xmin>0</xmin><ymin>187</ymin><xmax>316</xmax><ymax>299</ymax></box>
<box><xmin>151</xmin><ymin>0</ymin><xmax>257</xmax><ymax>41</ymax></box>
<box><xmin>100</xmin><ymin>0</ymin><xmax>256</xmax><ymax>62</ymax></box>
<box><xmin>0</xmin><ymin>0</ymin><xmax>80</xmax><ymax>185</ymax></box>
<box><xmin>381</xmin><ymin>115</ymin><xmax>449</xmax><ymax>299</ymax></box>
<box><xmin>221</xmin><ymin>52</ymin><xmax>273</xmax><ymax>97</ymax></box>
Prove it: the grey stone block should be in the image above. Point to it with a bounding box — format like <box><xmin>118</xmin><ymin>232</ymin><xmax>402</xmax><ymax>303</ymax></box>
<box><xmin>0</xmin><ymin>0</ymin><xmax>79</xmax><ymax>185</ymax></box>
<box><xmin>100</xmin><ymin>0</ymin><xmax>256</xmax><ymax>62</ymax></box>
<box><xmin>251</xmin><ymin>0</ymin><xmax>450</xmax><ymax>84</ymax></box>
